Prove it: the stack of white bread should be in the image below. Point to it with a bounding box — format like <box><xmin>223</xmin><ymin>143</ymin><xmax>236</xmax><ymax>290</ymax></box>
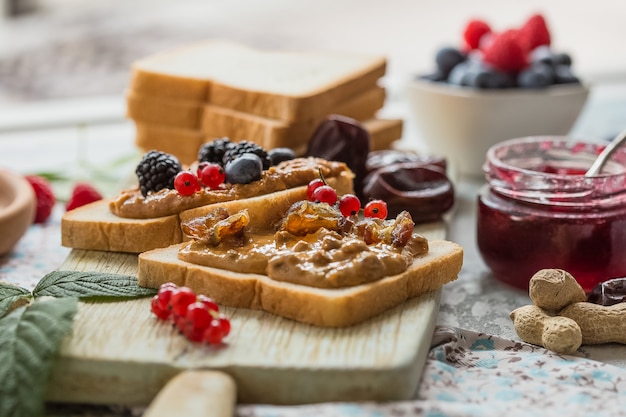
<box><xmin>126</xmin><ymin>40</ymin><xmax>403</xmax><ymax>164</ymax></box>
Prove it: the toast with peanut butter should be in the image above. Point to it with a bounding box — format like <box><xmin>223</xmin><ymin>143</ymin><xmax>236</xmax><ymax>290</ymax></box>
<box><xmin>138</xmin><ymin>199</ymin><xmax>463</xmax><ymax>327</ymax></box>
<box><xmin>61</xmin><ymin>154</ymin><xmax>354</xmax><ymax>253</ymax></box>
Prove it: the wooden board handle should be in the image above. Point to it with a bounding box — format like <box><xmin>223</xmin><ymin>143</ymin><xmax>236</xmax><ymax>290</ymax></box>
<box><xmin>143</xmin><ymin>370</ymin><xmax>236</xmax><ymax>417</ymax></box>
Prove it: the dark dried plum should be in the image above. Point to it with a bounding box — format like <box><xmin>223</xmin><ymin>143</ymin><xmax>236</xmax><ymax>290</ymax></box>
<box><xmin>366</xmin><ymin>150</ymin><xmax>447</xmax><ymax>174</ymax></box>
<box><xmin>587</xmin><ymin>277</ymin><xmax>626</xmax><ymax>306</ymax></box>
<box><xmin>305</xmin><ymin>115</ymin><xmax>369</xmax><ymax>199</ymax></box>
<box><xmin>362</xmin><ymin>162</ymin><xmax>454</xmax><ymax>223</ymax></box>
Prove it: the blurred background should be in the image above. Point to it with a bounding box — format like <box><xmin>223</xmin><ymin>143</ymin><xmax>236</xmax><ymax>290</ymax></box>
<box><xmin>1</xmin><ymin>0</ymin><xmax>625</xmax><ymax>193</ymax></box>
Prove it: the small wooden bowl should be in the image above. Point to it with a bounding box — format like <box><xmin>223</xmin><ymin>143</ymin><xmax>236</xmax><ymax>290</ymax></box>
<box><xmin>0</xmin><ymin>170</ymin><xmax>36</xmax><ymax>255</ymax></box>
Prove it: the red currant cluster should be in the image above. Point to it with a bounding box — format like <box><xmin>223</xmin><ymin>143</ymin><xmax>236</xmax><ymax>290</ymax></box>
<box><xmin>174</xmin><ymin>163</ymin><xmax>226</xmax><ymax>196</ymax></box>
<box><xmin>150</xmin><ymin>283</ymin><xmax>231</xmax><ymax>345</ymax></box>
<box><xmin>306</xmin><ymin>178</ymin><xmax>388</xmax><ymax>220</ymax></box>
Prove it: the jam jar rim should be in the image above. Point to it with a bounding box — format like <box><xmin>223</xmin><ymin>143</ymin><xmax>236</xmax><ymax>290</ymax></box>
<box><xmin>483</xmin><ymin>136</ymin><xmax>626</xmax><ymax>208</ymax></box>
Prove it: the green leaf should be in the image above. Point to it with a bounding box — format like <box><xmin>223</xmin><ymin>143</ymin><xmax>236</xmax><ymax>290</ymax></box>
<box><xmin>0</xmin><ymin>298</ymin><xmax>78</xmax><ymax>417</ymax></box>
<box><xmin>33</xmin><ymin>271</ymin><xmax>157</xmax><ymax>299</ymax></box>
<box><xmin>0</xmin><ymin>283</ymin><xmax>32</xmax><ymax>318</ymax></box>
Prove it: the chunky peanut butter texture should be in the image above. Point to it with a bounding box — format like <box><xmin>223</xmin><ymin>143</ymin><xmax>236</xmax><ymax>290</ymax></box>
<box><xmin>178</xmin><ymin>203</ymin><xmax>429</xmax><ymax>289</ymax></box>
<box><xmin>109</xmin><ymin>157</ymin><xmax>350</xmax><ymax>219</ymax></box>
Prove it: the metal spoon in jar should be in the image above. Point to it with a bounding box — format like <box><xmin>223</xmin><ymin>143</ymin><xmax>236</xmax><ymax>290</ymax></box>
<box><xmin>585</xmin><ymin>128</ymin><xmax>626</xmax><ymax>176</ymax></box>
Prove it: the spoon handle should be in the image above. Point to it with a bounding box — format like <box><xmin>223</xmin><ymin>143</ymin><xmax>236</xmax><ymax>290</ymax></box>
<box><xmin>585</xmin><ymin>128</ymin><xmax>626</xmax><ymax>176</ymax></box>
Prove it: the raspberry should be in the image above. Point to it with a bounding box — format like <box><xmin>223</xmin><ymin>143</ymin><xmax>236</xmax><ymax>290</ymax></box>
<box><xmin>463</xmin><ymin>19</ymin><xmax>491</xmax><ymax>50</ymax></box>
<box><xmin>519</xmin><ymin>13</ymin><xmax>551</xmax><ymax>53</ymax></box>
<box><xmin>198</xmin><ymin>138</ymin><xmax>235</xmax><ymax>166</ymax></box>
<box><xmin>66</xmin><ymin>182</ymin><xmax>103</xmax><ymax>211</ymax></box>
<box><xmin>482</xmin><ymin>30</ymin><xmax>528</xmax><ymax>72</ymax></box>
<box><xmin>25</xmin><ymin>175</ymin><xmax>56</xmax><ymax>224</ymax></box>
<box><xmin>135</xmin><ymin>150</ymin><xmax>182</xmax><ymax>197</ymax></box>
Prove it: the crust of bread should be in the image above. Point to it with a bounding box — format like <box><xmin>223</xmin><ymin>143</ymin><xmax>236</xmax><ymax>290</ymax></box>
<box><xmin>61</xmin><ymin>172</ymin><xmax>354</xmax><ymax>253</ymax></box>
<box><xmin>138</xmin><ymin>239</ymin><xmax>463</xmax><ymax>327</ymax></box>
<box><xmin>129</xmin><ymin>40</ymin><xmax>386</xmax><ymax>121</ymax></box>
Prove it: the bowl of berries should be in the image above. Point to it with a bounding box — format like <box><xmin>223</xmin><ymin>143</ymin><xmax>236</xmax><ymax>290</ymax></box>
<box><xmin>408</xmin><ymin>13</ymin><xmax>589</xmax><ymax>177</ymax></box>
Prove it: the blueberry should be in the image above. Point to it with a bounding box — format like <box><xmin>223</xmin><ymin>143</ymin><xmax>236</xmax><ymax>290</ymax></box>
<box><xmin>268</xmin><ymin>147</ymin><xmax>296</xmax><ymax>166</ymax></box>
<box><xmin>529</xmin><ymin>45</ymin><xmax>554</xmax><ymax>66</ymax></box>
<box><xmin>224</xmin><ymin>153</ymin><xmax>263</xmax><ymax>184</ymax></box>
<box><xmin>552</xmin><ymin>53</ymin><xmax>572</xmax><ymax>67</ymax></box>
<box><xmin>554</xmin><ymin>65</ymin><xmax>580</xmax><ymax>84</ymax></box>
<box><xmin>435</xmin><ymin>47</ymin><xmax>466</xmax><ymax>77</ymax></box>
<box><xmin>467</xmin><ymin>68</ymin><xmax>515</xmax><ymax>89</ymax></box>
<box><xmin>447</xmin><ymin>61</ymin><xmax>471</xmax><ymax>85</ymax></box>
<box><xmin>518</xmin><ymin>63</ymin><xmax>556</xmax><ymax>88</ymax></box>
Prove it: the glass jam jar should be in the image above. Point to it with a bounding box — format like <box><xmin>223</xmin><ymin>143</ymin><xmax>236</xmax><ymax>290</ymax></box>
<box><xmin>477</xmin><ymin>136</ymin><xmax>626</xmax><ymax>292</ymax></box>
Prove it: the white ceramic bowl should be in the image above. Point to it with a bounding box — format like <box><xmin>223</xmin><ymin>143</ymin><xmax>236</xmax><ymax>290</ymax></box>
<box><xmin>407</xmin><ymin>79</ymin><xmax>590</xmax><ymax>177</ymax></box>
<box><xmin>0</xmin><ymin>170</ymin><xmax>36</xmax><ymax>255</ymax></box>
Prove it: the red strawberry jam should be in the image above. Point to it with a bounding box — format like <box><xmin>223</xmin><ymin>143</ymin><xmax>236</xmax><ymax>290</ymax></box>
<box><xmin>477</xmin><ymin>137</ymin><xmax>626</xmax><ymax>292</ymax></box>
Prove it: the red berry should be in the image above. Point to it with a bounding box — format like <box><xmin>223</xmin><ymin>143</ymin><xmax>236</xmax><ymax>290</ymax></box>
<box><xmin>169</xmin><ymin>286</ymin><xmax>197</xmax><ymax>317</ymax></box>
<box><xmin>196</xmin><ymin>161</ymin><xmax>210</xmax><ymax>177</ymax></box>
<box><xmin>203</xmin><ymin>319</ymin><xmax>226</xmax><ymax>345</ymax></box>
<box><xmin>174</xmin><ymin>314</ymin><xmax>187</xmax><ymax>333</ymax></box>
<box><xmin>66</xmin><ymin>182</ymin><xmax>103</xmax><ymax>212</ymax></box>
<box><xmin>216</xmin><ymin>315</ymin><xmax>231</xmax><ymax>337</ymax></box>
<box><xmin>200</xmin><ymin>163</ymin><xmax>225</xmax><ymax>189</ymax></box>
<box><xmin>197</xmin><ymin>294</ymin><xmax>219</xmax><ymax>314</ymax></box>
<box><xmin>307</xmin><ymin>178</ymin><xmax>325</xmax><ymax>200</ymax></box>
<box><xmin>338</xmin><ymin>194</ymin><xmax>361</xmax><ymax>217</ymax></box>
<box><xmin>482</xmin><ymin>30</ymin><xmax>527</xmax><ymax>72</ymax></box>
<box><xmin>463</xmin><ymin>19</ymin><xmax>491</xmax><ymax>50</ymax></box>
<box><xmin>364</xmin><ymin>200</ymin><xmax>388</xmax><ymax>219</ymax></box>
<box><xmin>25</xmin><ymin>175</ymin><xmax>56</xmax><ymax>224</ymax></box>
<box><xmin>174</xmin><ymin>171</ymin><xmax>201</xmax><ymax>196</ymax></box>
<box><xmin>519</xmin><ymin>13</ymin><xmax>551</xmax><ymax>53</ymax></box>
<box><xmin>185</xmin><ymin>302</ymin><xmax>213</xmax><ymax>332</ymax></box>
<box><xmin>157</xmin><ymin>283</ymin><xmax>177</xmax><ymax>310</ymax></box>
<box><xmin>150</xmin><ymin>295</ymin><xmax>171</xmax><ymax>320</ymax></box>
<box><xmin>310</xmin><ymin>185</ymin><xmax>338</xmax><ymax>205</ymax></box>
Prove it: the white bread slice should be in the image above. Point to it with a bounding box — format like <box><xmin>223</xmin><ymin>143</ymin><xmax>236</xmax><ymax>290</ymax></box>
<box><xmin>61</xmin><ymin>173</ymin><xmax>354</xmax><ymax>253</ymax></box>
<box><xmin>138</xmin><ymin>240</ymin><xmax>463</xmax><ymax>327</ymax></box>
<box><xmin>200</xmin><ymin>86</ymin><xmax>385</xmax><ymax>151</ymax></box>
<box><xmin>134</xmin><ymin>123</ymin><xmax>206</xmax><ymax>166</ymax></box>
<box><xmin>129</xmin><ymin>40</ymin><xmax>386</xmax><ymax>121</ymax></box>
<box><xmin>126</xmin><ymin>85</ymin><xmax>384</xmax><ymax>132</ymax></box>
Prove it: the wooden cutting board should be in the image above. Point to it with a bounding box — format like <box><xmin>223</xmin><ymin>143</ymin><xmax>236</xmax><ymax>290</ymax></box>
<box><xmin>45</xmin><ymin>221</ymin><xmax>448</xmax><ymax>407</ymax></box>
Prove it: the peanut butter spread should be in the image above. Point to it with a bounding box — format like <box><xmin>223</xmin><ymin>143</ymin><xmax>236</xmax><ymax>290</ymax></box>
<box><xmin>178</xmin><ymin>202</ymin><xmax>429</xmax><ymax>289</ymax></box>
<box><xmin>109</xmin><ymin>157</ymin><xmax>351</xmax><ymax>219</ymax></box>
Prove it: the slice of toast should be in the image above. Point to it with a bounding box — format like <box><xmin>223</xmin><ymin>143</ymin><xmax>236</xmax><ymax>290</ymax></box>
<box><xmin>61</xmin><ymin>171</ymin><xmax>354</xmax><ymax>253</ymax></box>
<box><xmin>129</xmin><ymin>40</ymin><xmax>386</xmax><ymax>122</ymax></box>
<box><xmin>364</xmin><ymin>118</ymin><xmax>404</xmax><ymax>151</ymax></box>
<box><xmin>138</xmin><ymin>239</ymin><xmax>463</xmax><ymax>327</ymax></box>
<box><xmin>126</xmin><ymin>85</ymin><xmax>385</xmax><ymax>131</ymax></box>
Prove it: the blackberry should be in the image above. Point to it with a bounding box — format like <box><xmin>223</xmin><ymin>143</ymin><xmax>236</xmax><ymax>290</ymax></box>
<box><xmin>135</xmin><ymin>150</ymin><xmax>182</xmax><ymax>197</ymax></box>
<box><xmin>198</xmin><ymin>138</ymin><xmax>234</xmax><ymax>166</ymax></box>
<box><xmin>222</xmin><ymin>141</ymin><xmax>271</xmax><ymax>170</ymax></box>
